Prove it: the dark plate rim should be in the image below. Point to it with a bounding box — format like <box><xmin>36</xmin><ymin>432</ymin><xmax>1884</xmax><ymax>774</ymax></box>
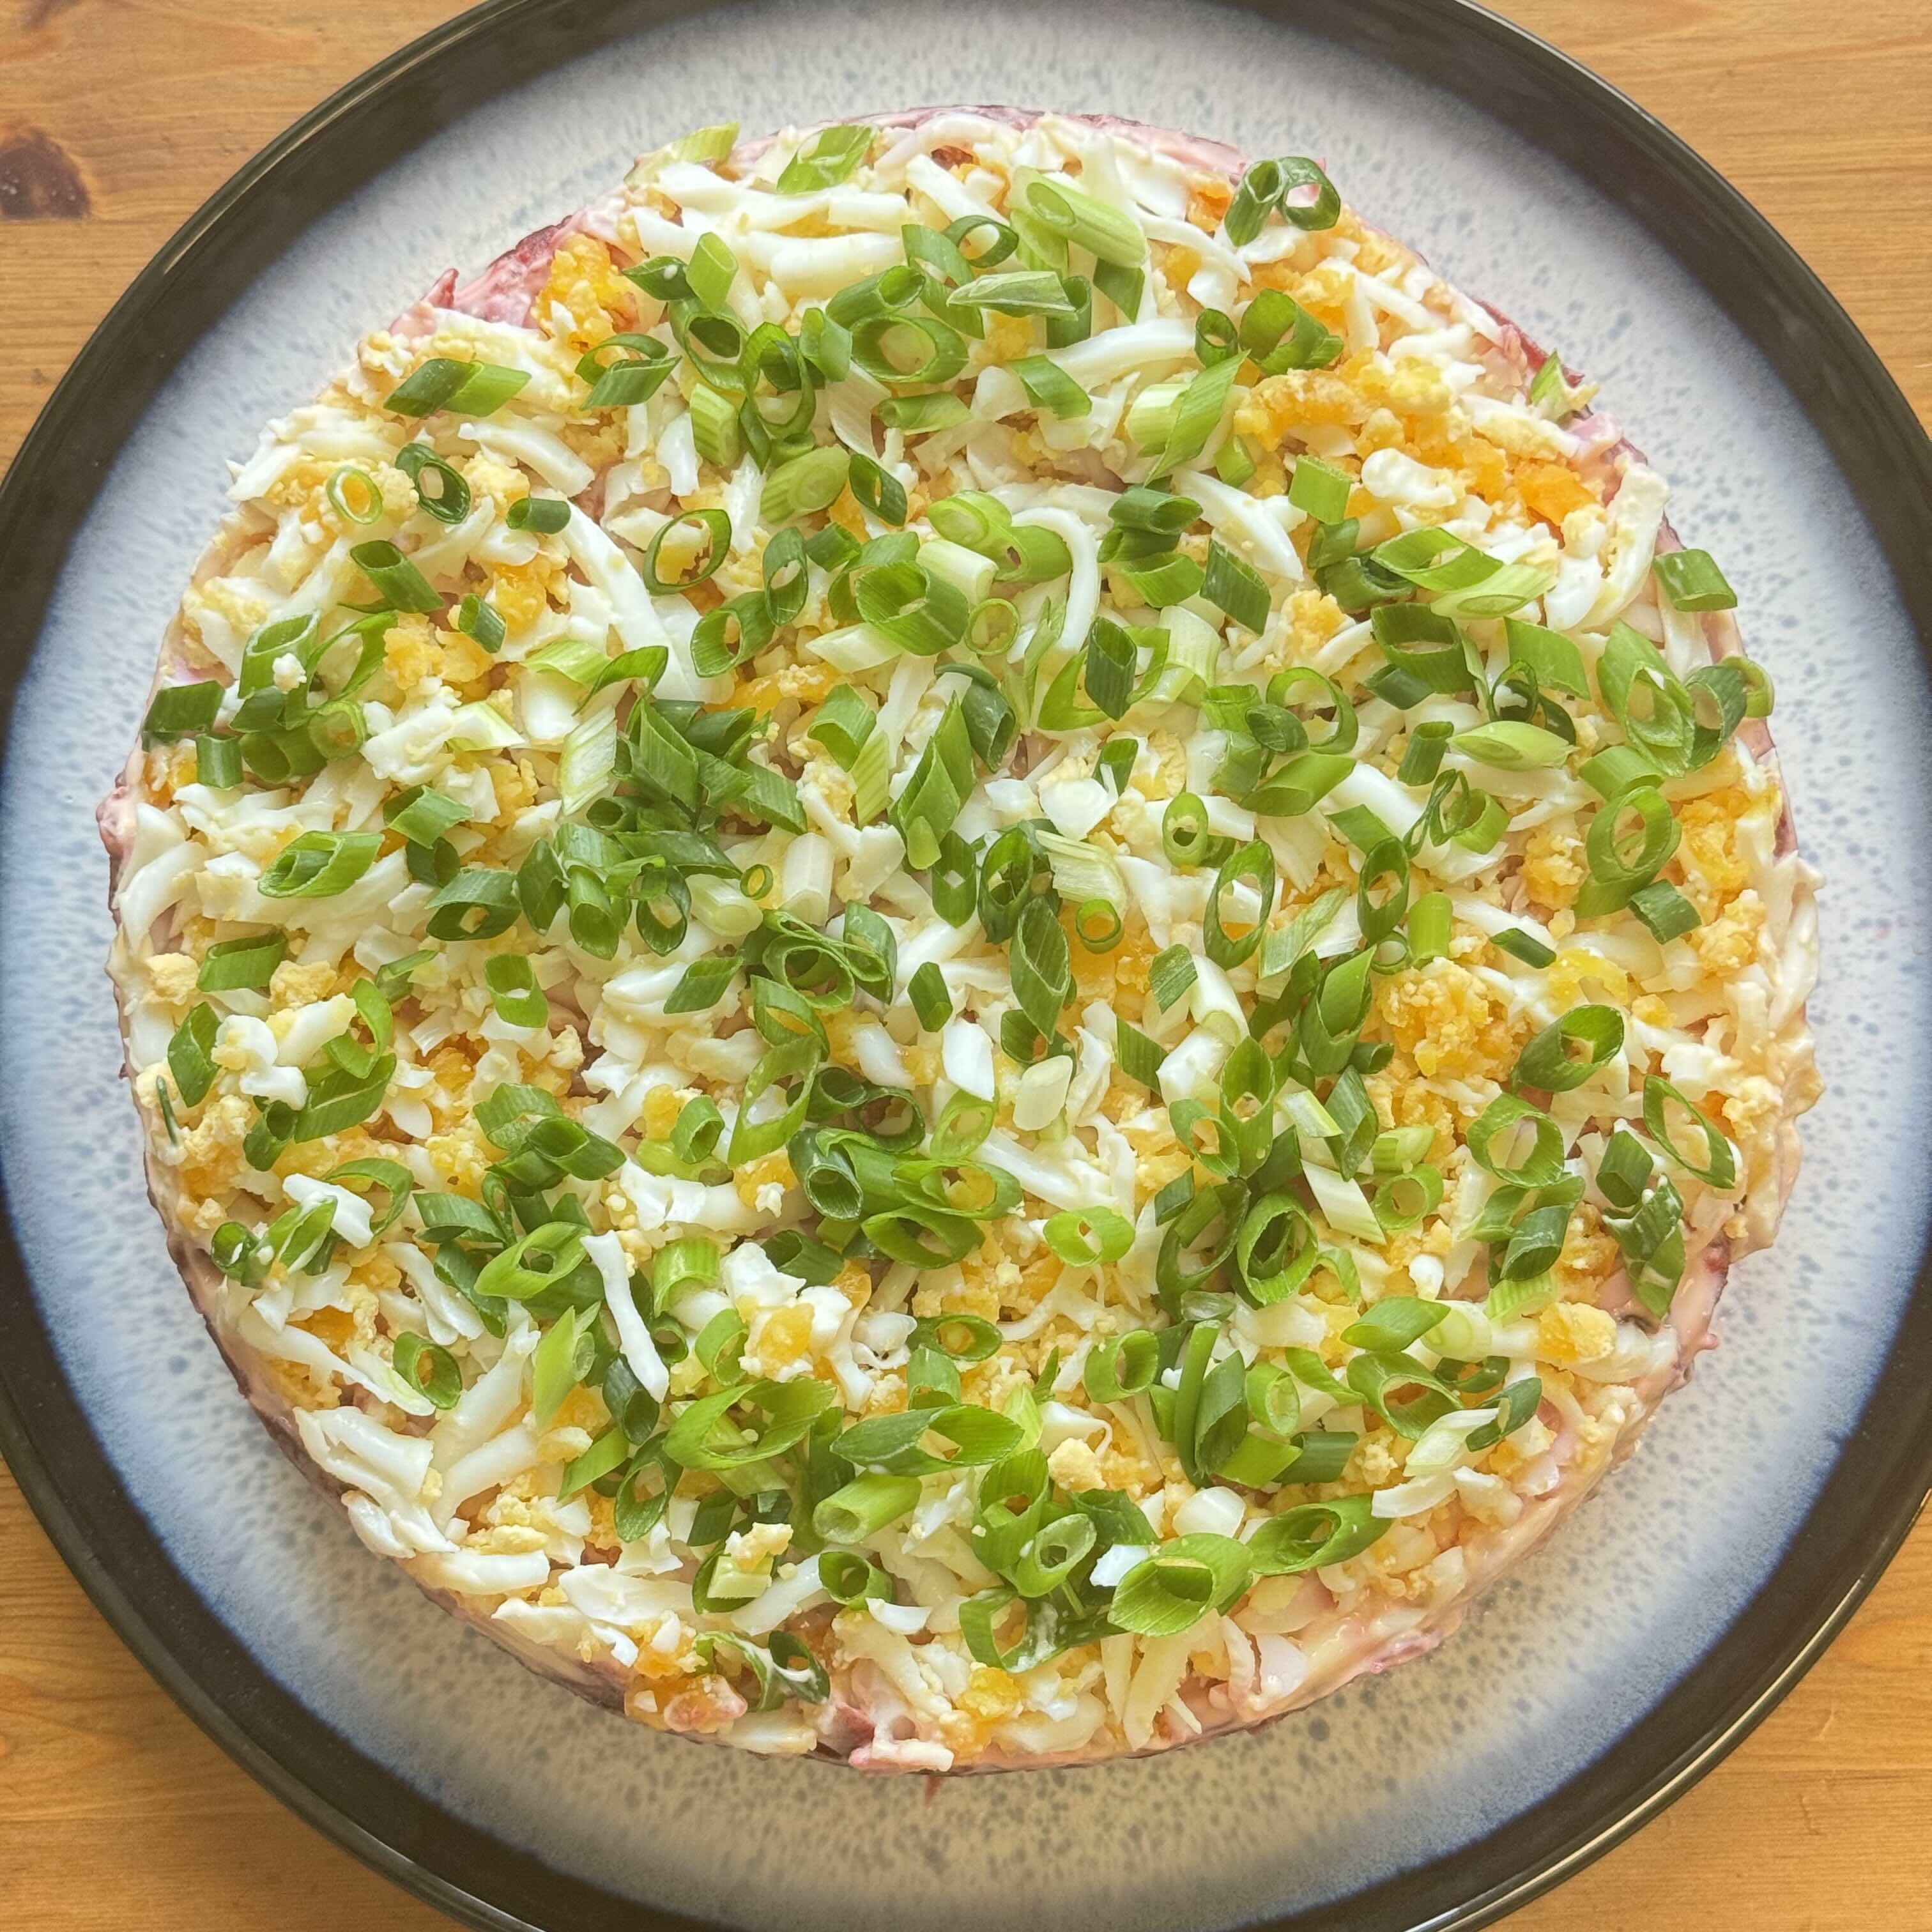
<box><xmin>2</xmin><ymin>2</ymin><xmax>1929</xmax><ymax>1929</ymax></box>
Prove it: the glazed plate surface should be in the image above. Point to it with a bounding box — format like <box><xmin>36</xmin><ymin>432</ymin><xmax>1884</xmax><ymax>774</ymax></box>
<box><xmin>3</xmin><ymin>3</ymin><xmax>1929</xmax><ymax>1929</ymax></box>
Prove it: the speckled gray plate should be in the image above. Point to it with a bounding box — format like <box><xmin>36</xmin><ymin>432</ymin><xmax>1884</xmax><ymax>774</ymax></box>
<box><xmin>3</xmin><ymin>3</ymin><xmax>1930</xmax><ymax>1929</ymax></box>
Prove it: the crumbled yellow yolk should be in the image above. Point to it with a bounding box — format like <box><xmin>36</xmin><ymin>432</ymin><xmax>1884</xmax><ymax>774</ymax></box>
<box><xmin>487</xmin><ymin>755</ymin><xmax>542</xmax><ymax>822</ymax></box>
<box><xmin>1555</xmin><ymin>1203</ymin><xmax>1621</xmax><ymax>1298</ymax></box>
<box><xmin>986</xmin><ymin>312</ymin><xmax>1034</xmax><ymax>361</ymax></box>
<box><xmin>638</xmin><ymin>1084</ymin><xmax>691</xmax><ymax>1140</ymax></box>
<box><xmin>382</xmin><ymin>613</ymin><xmax>442</xmax><ymax>694</ymax></box>
<box><xmin>1185</xmin><ymin>174</ymin><xmax>1233</xmax><ymax>232</ymax></box>
<box><xmin>463</xmin><ymin>452</ymin><xmax>529</xmax><ymax>514</ymax></box>
<box><xmin>435</xmin><ymin>624</ymin><xmax>497</xmax><ymax>693</ymax></box>
<box><xmin>1515</xmin><ymin>459</ymin><xmax>1599</xmax><ymax>528</ymax></box>
<box><xmin>274</xmin><ymin>1124</ymin><xmax>394</xmax><ymax>1185</ymax></box>
<box><xmin>958</xmin><ymin>1665</ymin><xmax>1026</xmax><ymax>1722</ymax></box>
<box><xmin>1357</xmin><ymin>356</ymin><xmax>1453</xmax><ymax>420</ymax></box>
<box><xmin>1535</xmin><ymin>1300</ymin><xmax>1617</xmax><ymax>1367</ymax></box>
<box><xmin>1073</xmin><ymin>911</ymin><xmax>1154</xmax><ymax>1002</ymax></box>
<box><xmin>746</xmin><ymin>1302</ymin><xmax>816</xmax><ymax>1376</ymax></box>
<box><xmin>537</xmin><ymin>233</ymin><xmax>636</xmax><ymax>355</ymax></box>
<box><xmin>734</xmin><ymin>1149</ymin><xmax>794</xmax><ymax>1208</ymax></box>
<box><xmin>1237</xmin><ymin>359</ymin><xmax>1372</xmax><ymax>437</ymax></box>
<box><xmin>1132</xmin><ymin>728</ymin><xmax>1188</xmax><ymax>802</ymax></box>
<box><xmin>143</xmin><ymin>742</ymin><xmax>199</xmax><ymax>805</ymax></box>
<box><xmin>1333</xmin><ymin>209</ymin><xmax>1406</xmax><ymax>277</ymax></box>
<box><xmin>944</xmin><ymin>1241</ymin><xmax>1018</xmax><ymax>1323</ymax></box>
<box><xmin>737</xmin><ymin>659</ymin><xmax>839</xmax><ymax>712</ymax></box>
<box><xmin>1365</xmin><ymin>1046</ymin><xmax>1463</xmax><ymax>1143</ymax></box>
<box><xmin>563</xmin><ymin>417</ymin><xmax>625</xmax><ymax>470</ymax></box>
<box><xmin>268</xmin><ymin>959</ymin><xmax>341</xmax><ymax>1005</ymax></box>
<box><xmin>1689</xmin><ymin>890</ymin><xmax>1765</xmax><ymax>974</ymax></box>
<box><xmin>267</xmin><ymin>1358</ymin><xmax>341</xmax><ymax>1411</ymax></box>
<box><xmin>1521</xmin><ymin>824</ymin><xmax>1587</xmax><ymax>911</ymax></box>
<box><xmin>1045</xmin><ymin>1438</ymin><xmax>1107</xmax><ymax>1493</ymax></box>
<box><xmin>1376</xmin><ymin>961</ymin><xmax>1520</xmax><ymax>1082</ymax></box>
<box><xmin>177</xmin><ymin>1094</ymin><xmax>254</xmax><ymax>1198</ymax></box>
<box><xmin>425</xmin><ymin>1124</ymin><xmax>490</xmax><ymax>1191</ymax></box>
<box><xmin>487</xmin><ymin>557</ymin><xmax>557</xmax><ymax>631</ymax></box>
<box><xmin>351</xmin><ymin>1249</ymin><xmax>402</xmax><ymax>1298</ymax></box>
<box><xmin>145</xmin><ymin>951</ymin><xmax>201</xmax><ymax>1004</ymax></box>
<box><xmin>1261</xmin><ymin>588</ymin><xmax>1348</xmax><ymax>673</ymax></box>
<box><xmin>1675</xmin><ymin>790</ymin><xmax>1752</xmax><ymax>912</ymax></box>
<box><xmin>1547</xmin><ymin>947</ymin><xmax>1630</xmax><ymax>1008</ymax></box>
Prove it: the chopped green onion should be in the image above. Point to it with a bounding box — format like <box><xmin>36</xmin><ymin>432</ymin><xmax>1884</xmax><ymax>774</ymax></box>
<box><xmin>1504</xmin><ymin>617</ymin><xmax>1588</xmax><ymax>696</ymax></box>
<box><xmin>395</xmin><ymin>442</ymin><xmax>470</xmax><ymax>523</ymax></box>
<box><xmin>507</xmin><ymin>495</ymin><xmax>569</xmax><ymax>533</ymax></box>
<box><xmin>166</xmin><ymin>1003</ymin><xmax>219</xmax><ymax>1107</ymax></box>
<box><xmin>455</xmin><ymin>592</ymin><xmax>505</xmax><ymax>652</ymax></box>
<box><xmin>1084</xmin><ymin>1330</ymin><xmax>1160</xmax><ymax>1402</ymax></box>
<box><xmin>952</xmin><ymin>270</ymin><xmax>1080</xmax><ymax>316</ymax></box>
<box><xmin>686</xmin><ymin>231</ymin><xmax>737</xmax><ymax>310</ymax></box>
<box><xmin>688</xmin><ymin>380</ymin><xmax>743</xmax><ymax>469</ymax></box>
<box><xmin>852</xmin><ymin>310</ymin><xmax>967</xmax><ymax>387</ymax></box>
<box><xmin>141</xmin><ymin>680</ymin><xmax>222</xmax><ymax>744</ymax></box>
<box><xmin>1204</xmin><ymin>839</ymin><xmax>1274</xmax><ymax>968</ymax></box>
<box><xmin>1084</xmin><ymin>617</ymin><xmax>1136</xmax><ymax>718</ymax></box>
<box><xmin>1466</xmin><ymin>1092</ymin><xmax>1567</xmax><ymax>1187</ymax></box>
<box><xmin>908</xmin><ymin>961</ymin><xmax>951</xmax><ymax>1032</ymax></box>
<box><xmin>326</xmin><ymin>466</ymin><xmax>384</xmax><ymax>525</ymax></box>
<box><xmin>1117</xmin><ymin>1017</ymin><xmax>1164</xmax><ymax>1089</ymax></box>
<box><xmin>1406</xmin><ymin>889</ymin><xmax>1452</xmax><ymax>964</ymax></box>
<box><xmin>1238</xmin><ymin>288</ymin><xmax>1340</xmax><ymax>372</ymax></box>
<box><xmin>1161</xmin><ymin>792</ymin><xmax>1215</xmax><ymax>868</ymax></box>
<box><xmin>1629</xmin><ymin>878</ymin><xmax>1702</xmax><ymax>942</ymax></box>
<box><xmin>392</xmin><ymin>1333</ymin><xmax>462</xmax><ymax>1409</ymax></box>
<box><xmin>641</xmin><ymin>507</ymin><xmax>732</xmax><ymax>594</ymax></box>
<box><xmin>1023</xmin><ymin>178</ymin><xmax>1146</xmax><ymax>268</ymax></box>
<box><xmin>776</xmin><ymin>123</ymin><xmax>873</xmax><ymax>194</ymax></box>
<box><xmin>1043</xmin><ymin>1208</ymin><xmax>1134</xmax><ymax>1267</ymax></box>
<box><xmin>193</xmin><ymin>733</ymin><xmax>241</xmax><ymax>788</ymax></box>
<box><xmin>1452</xmin><ymin>720</ymin><xmax>1572</xmax><ymax>770</ymax></box>
<box><xmin>1398</xmin><ymin>720</ymin><xmax>1453</xmax><ymax>785</ymax></box>
<box><xmin>258</xmin><ymin>829</ymin><xmax>381</xmax><ymax>900</ymax></box>
<box><xmin>349</xmin><ymin>539</ymin><xmax>440</xmax><ymax>613</ymax></box>
<box><xmin>1653</xmin><ymin>549</ymin><xmax>1737</xmax><ymax>612</ymax></box>
<box><xmin>426</xmin><ymin>865</ymin><xmax>520</xmax><ymax>941</ymax></box>
<box><xmin>1203</xmin><ymin>537</ymin><xmax>1270</xmax><ymax>632</ymax></box>
<box><xmin>383</xmin><ymin>357</ymin><xmax>530</xmax><ymax>418</ymax></box>
<box><xmin>670</xmin><ymin>121</ymin><xmax>739</xmax><ymax>162</ymax></box>
<box><xmin>484</xmin><ymin>954</ymin><xmax>549</xmax><ymax>1027</ymax></box>
<box><xmin>1643</xmin><ymin>1075</ymin><xmax>1737</xmax><ymax>1188</ymax></box>
<box><xmin>761</xmin><ymin>445</ymin><xmax>850</xmax><ymax>523</ymax></box>
<box><xmin>832</xmin><ymin>1402</ymin><xmax>1024</xmax><ymax>1477</ymax></box>
<box><xmin>876</xmin><ymin>392</ymin><xmax>970</xmax><ymax>434</ymax></box>
<box><xmin>1010</xmin><ymin>896</ymin><xmax>1073</xmax><ymax>1041</ymax></box>
<box><xmin>891</xmin><ymin>698</ymin><xmax>975</xmax><ymax>869</ymax></box>
<box><xmin>1287</xmin><ymin>454</ymin><xmax>1352</xmax><ymax>523</ymax></box>
<box><xmin>1107</xmin><ymin>1534</ymin><xmax>1251</xmax><ymax>1635</ymax></box>
<box><xmin>811</xmin><ymin>1474</ymin><xmax>921</xmax><ymax>1544</ymax></box>
<box><xmin>1247</xmin><ymin>1496</ymin><xmax>1386</xmax><ymax>1574</ymax></box>
<box><xmin>1148</xmin><ymin>357</ymin><xmax>1239</xmax><ymax>481</ymax></box>
<box><xmin>1492</xmin><ymin>927</ymin><xmax>1556</xmax><ymax>968</ymax></box>
<box><xmin>1010</xmin><ymin>353</ymin><xmax>1091</xmax><ymax>419</ymax></box>
<box><xmin>1149</xmin><ymin>943</ymin><xmax>1197</xmax><ymax>1013</ymax></box>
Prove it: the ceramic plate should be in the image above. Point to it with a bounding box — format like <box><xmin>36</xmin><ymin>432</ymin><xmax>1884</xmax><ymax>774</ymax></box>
<box><xmin>3</xmin><ymin>3</ymin><xmax>1929</xmax><ymax>1928</ymax></box>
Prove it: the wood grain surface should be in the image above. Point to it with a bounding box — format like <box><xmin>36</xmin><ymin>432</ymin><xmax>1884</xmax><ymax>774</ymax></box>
<box><xmin>2</xmin><ymin>1</ymin><xmax>1928</xmax><ymax>1924</ymax></box>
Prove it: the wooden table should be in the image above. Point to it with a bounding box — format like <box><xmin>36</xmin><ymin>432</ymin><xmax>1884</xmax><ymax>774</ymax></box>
<box><xmin>3</xmin><ymin>1</ymin><xmax>1927</xmax><ymax>1923</ymax></box>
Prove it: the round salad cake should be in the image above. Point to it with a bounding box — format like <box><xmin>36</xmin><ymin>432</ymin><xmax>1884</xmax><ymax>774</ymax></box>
<box><xmin>101</xmin><ymin>107</ymin><xmax>1821</xmax><ymax>1770</ymax></box>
